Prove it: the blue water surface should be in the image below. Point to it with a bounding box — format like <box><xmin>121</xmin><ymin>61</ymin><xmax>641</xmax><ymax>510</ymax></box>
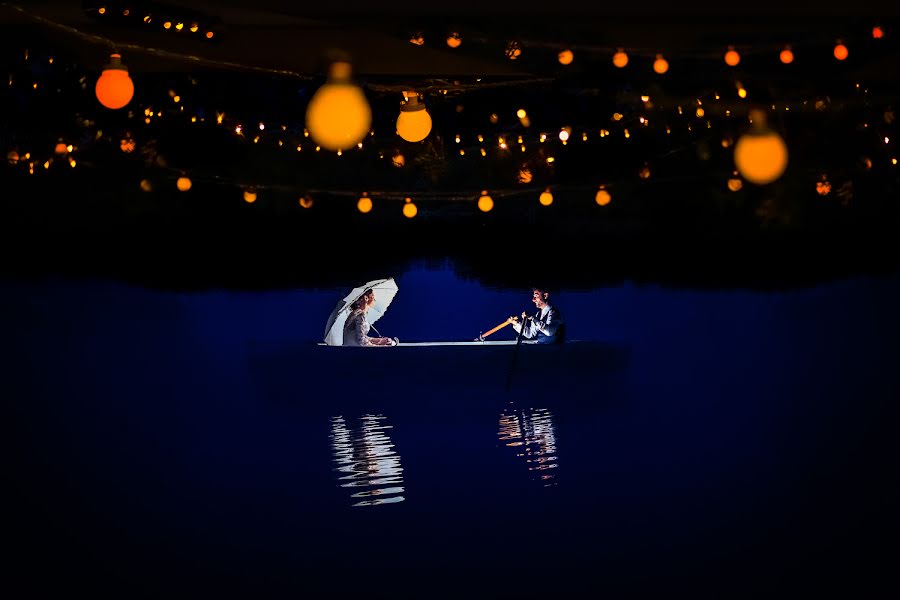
<box><xmin>4</xmin><ymin>263</ymin><xmax>899</xmax><ymax>598</ymax></box>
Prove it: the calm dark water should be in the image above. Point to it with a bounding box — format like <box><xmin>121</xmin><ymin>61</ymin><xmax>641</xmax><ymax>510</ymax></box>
<box><xmin>4</xmin><ymin>266</ymin><xmax>900</xmax><ymax>598</ymax></box>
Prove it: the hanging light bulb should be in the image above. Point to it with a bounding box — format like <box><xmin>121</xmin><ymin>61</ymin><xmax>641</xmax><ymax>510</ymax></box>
<box><xmin>834</xmin><ymin>41</ymin><xmax>849</xmax><ymax>61</ymax></box>
<box><xmin>478</xmin><ymin>190</ymin><xmax>494</xmax><ymax>212</ymax></box>
<box><xmin>724</xmin><ymin>46</ymin><xmax>741</xmax><ymax>66</ymax></box>
<box><xmin>357</xmin><ymin>193</ymin><xmax>373</xmax><ymax>213</ymax></box>
<box><xmin>595</xmin><ymin>186</ymin><xmax>612</xmax><ymax>206</ymax></box>
<box><xmin>402</xmin><ymin>197</ymin><xmax>417</xmax><ymax>218</ymax></box>
<box><xmin>505</xmin><ymin>41</ymin><xmax>522</xmax><ymax>60</ymax></box>
<box><xmin>612</xmin><ymin>48</ymin><xmax>628</xmax><ymax>68</ymax></box>
<box><xmin>396</xmin><ymin>91</ymin><xmax>432</xmax><ymax>143</ymax></box>
<box><xmin>558</xmin><ymin>49</ymin><xmax>574</xmax><ymax>65</ymax></box>
<box><xmin>539</xmin><ymin>188</ymin><xmax>554</xmax><ymax>206</ymax></box>
<box><xmin>305</xmin><ymin>61</ymin><xmax>372</xmax><ymax>151</ymax></box>
<box><xmin>734</xmin><ymin>109</ymin><xmax>789</xmax><ymax>185</ymax></box>
<box><xmin>653</xmin><ymin>54</ymin><xmax>669</xmax><ymax>74</ymax></box>
<box><xmin>780</xmin><ymin>46</ymin><xmax>794</xmax><ymax>64</ymax></box>
<box><xmin>95</xmin><ymin>53</ymin><xmax>134</xmax><ymax>109</ymax></box>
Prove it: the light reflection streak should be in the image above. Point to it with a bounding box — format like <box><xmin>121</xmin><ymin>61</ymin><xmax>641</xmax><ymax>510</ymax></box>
<box><xmin>498</xmin><ymin>407</ymin><xmax>559</xmax><ymax>487</ymax></box>
<box><xmin>330</xmin><ymin>415</ymin><xmax>405</xmax><ymax>507</ymax></box>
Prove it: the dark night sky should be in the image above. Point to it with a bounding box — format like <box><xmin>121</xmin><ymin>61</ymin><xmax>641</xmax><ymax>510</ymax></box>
<box><xmin>198</xmin><ymin>0</ymin><xmax>900</xmax><ymax>17</ymax></box>
<box><xmin>3</xmin><ymin>1</ymin><xmax>899</xmax><ymax>290</ymax></box>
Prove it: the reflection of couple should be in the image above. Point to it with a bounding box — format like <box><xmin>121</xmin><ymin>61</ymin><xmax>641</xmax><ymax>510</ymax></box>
<box><xmin>343</xmin><ymin>289</ymin><xmax>398</xmax><ymax>347</ymax></box>
<box><xmin>498</xmin><ymin>407</ymin><xmax>559</xmax><ymax>486</ymax></box>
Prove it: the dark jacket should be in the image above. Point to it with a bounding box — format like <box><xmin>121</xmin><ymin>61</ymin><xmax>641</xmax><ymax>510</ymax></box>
<box><xmin>521</xmin><ymin>305</ymin><xmax>566</xmax><ymax>344</ymax></box>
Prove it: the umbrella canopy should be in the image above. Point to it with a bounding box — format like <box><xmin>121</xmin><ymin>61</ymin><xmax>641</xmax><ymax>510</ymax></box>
<box><xmin>323</xmin><ymin>278</ymin><xmax>399</xmax><ymax>346</ymax></box>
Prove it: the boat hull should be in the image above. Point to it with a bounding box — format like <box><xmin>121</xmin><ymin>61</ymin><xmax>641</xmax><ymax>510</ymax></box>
<box><xmin>249</xmin><ymin>340</ymin><xmax>630</xmax><ymax>407</ymax></box>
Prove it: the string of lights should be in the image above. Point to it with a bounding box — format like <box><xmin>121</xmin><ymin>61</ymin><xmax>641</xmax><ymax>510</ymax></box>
<box><xmin>5</xmin><ymin>3</ymin><xmax>896</xmax><ymax>90</ymax></box>
<box><xmin>402</xmin><ymin>28</ymin><xmax>892</xmax><ymax>65</ymax></box>
<box><xmin>2</xmin><ymin>6</ymin><xmax>897</xmax><ymax>221</ymax></box>
<box><xmin>2</xmin><ymin>2</ymin><xmax>313</xmax><ymax>81</ymax></box>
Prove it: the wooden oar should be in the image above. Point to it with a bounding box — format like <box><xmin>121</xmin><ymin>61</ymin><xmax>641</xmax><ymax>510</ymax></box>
<box><xmin>476</xmin><ymin>319</ymin><xmax>513</xmax><ymax>341</ymax></box>
<box><xmin>505</xmin><ymin>314</ymin><xmax>530</xmax><ymax>391</ymax></box>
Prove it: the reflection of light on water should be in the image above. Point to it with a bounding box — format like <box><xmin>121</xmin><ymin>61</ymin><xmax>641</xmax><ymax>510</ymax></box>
<box><xmin>498</xmin><ymin>407</ymin><xmax>559</xmax><ymax>487</ymax></box>
<box><xmin>330</xmin><ymin>415</ymin><xmax>405</xmax><ymax>507</ymax></box>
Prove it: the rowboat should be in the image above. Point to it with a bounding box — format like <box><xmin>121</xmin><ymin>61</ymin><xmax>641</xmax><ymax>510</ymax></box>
<box><xmin>249</xmin><ymin>339</ymin><xmax>630</xmax><ymax>404</ymax></box>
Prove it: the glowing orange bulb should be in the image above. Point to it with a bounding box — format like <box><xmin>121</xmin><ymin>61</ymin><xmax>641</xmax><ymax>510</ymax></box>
<box><xmin>734</xmin><ymin>110</ymin><xmax>789</xmax><ymax>185</ymax></box>
<box><xmin>306</xmin><ymin>61</ymin><xmax>371</xmax><ymax>152</ymax></box>
<box><xmin>780</xmin><ymin>47</ymin><xmax>794</xmax><ymax>64</ymax></box>
<box><xmin>872</xmin><ymin>26</ymin><xmax>884</xmax><ymax>39</ymax></box>
<box><xmin>205</xmin><ymin>31</ymin><xmax>214</xmax><ymax>39</ymax></box>
<box><xmin>724</xmin><ymin>48</ymin><xmax>740</xmax><ymax>66</ymax></box>
<box><xmin>558</xmin><ymin>49</ymin><xmax>574</xmax><ymax>65</ymax></box>
<box><xmin>402</xmin><ymin>198</ymin><xmax>417</xmax><ymax>218</ymax></box>
<box><xmin>95</xmin><ymin>54</ymin><xmax>134</xmax><ymax>110</ymax></box>
<box><xmin>653</xmin><ymin>54</ymin><xmax>668</xmax><ymax>74</ymax></box>
<box><xmin>176</xmin><ymin>177</ymin><xmax>192</xmax><ymax>192</ymax></box>
<box><xmin>243</xmin><ymin>189</ymin><xmax>257</xmax><ymax>203</ymax></box>
<box><xmin>477</xmin><ymin>191</ymin><xmax>494</xmax><ymax>212</ymax></box>
<box><xmin>595</xmin><ymin>188</ymin><xmax>611</xmax><ymax>206</ymax></box>
<box><xmin>834</xmin><ymin>43</ymin><xmax>848</xmax><ymax>61</ymax></box>
<box><xmin>357</xmin><ymin>195</ymin><xmax>373</xmax><ymax>213</ymax></box>
<box><xmin>612</xmin><ymin>49</ymin><xmax>628</xmax><ymax>68</ymax></box>
<box><xmin>446</xmin><ymin>33</ymin><xmax>461</xmax><ymax>48</ymax></box>
<box><xmin>539</xmin><ymin>189</ymin><xmax>553</xmax><ymax>206</ymax></box>
<box><xmin>396</xmin><ymin>91</ymin><xmax>432</xmax><ymax>142</ymax></box>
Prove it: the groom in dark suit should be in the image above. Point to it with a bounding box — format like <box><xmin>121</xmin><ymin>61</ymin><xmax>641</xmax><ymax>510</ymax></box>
<box><xmin>510</xmin><ymin>287</ymin><xmax>566</xmax><ymax>344</ymax></box>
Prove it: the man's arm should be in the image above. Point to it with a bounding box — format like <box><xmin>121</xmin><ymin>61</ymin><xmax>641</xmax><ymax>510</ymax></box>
<box><xmin>508</xmin><ymin>313</ymin><xmax>524</xmax><ymax>334</ymax></box>
<box><xmin>532</xmin><ymin>308</ymin><xmax>562</xmax><ymax>337</ymax></box>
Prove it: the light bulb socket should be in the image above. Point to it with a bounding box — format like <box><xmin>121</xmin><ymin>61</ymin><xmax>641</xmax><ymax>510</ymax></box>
<box><xmin>104</xmin><ymin>53</ymin><xmax>128</xmax><ymax>72</ymax></box>
<box><xmin>327</xmin><ymin>61</ymin><xmax>353</xmax><ymax>82</ymax></box>
<box><xmin>401</xmin><ymin>92</ymin><xmax>427</xmax><ymax>112</ymax></box>
<box><xmin>748</xmin><ymin>108</ymin><xmax>769</xmax><ymax>129</ymax></box>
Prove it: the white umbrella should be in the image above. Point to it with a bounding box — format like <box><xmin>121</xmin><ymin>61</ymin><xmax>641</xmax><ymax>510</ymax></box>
<box><xmin>323</xmin><ymin>278</ymin><xmax>399</xmax><ymax>346</ymax></box>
